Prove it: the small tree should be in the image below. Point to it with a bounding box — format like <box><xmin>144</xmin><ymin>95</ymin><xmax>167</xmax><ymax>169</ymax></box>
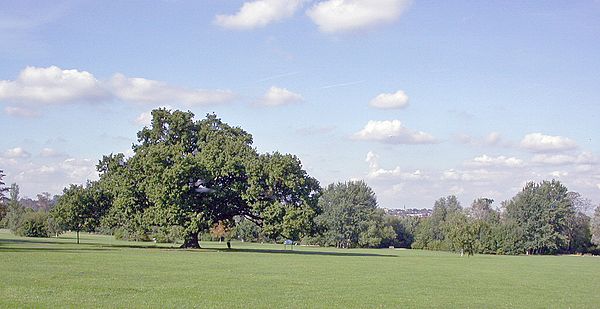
<box><xmin>5</xmin><ymin>183</ymin><xmax>25</xmax><ymax>233</ymax></box>
<box><xmin>592</xmin><ymin>205</ymin><xmax>600</xmax><ymax>247</ymax></box>
<box><xmin>52</xmin><ymin>182</ymin><xmax>110</xmax><ymax>244</ymax></box>
<box><xmin>0</xmin><ymin>170</ymin><xmax>8</xmax><ymax>222</ymax></box>
<box><xmin>17</xmin><ymin>211</ymin><xmax>50</xmax><ymax>237</ymax></box>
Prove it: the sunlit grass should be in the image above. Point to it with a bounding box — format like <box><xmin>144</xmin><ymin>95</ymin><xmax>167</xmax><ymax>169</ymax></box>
<box><xmin>1</xmin><ymin>229</ymin><xmax>599</xmax><ymax>308</ymax></box>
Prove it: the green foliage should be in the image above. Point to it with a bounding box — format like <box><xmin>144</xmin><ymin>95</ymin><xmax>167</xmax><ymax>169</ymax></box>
<box><xmin>0</xmin><ymin>169</ymin><xmax>8</xmax><ymax>201</ymax></box>
<box><xmin>15</xmin><ymin>211</ymin><xmax>50</xmax><ymax>237</ymax></box>
<box><xmin>4</xmin><ymin>184</ymin><xmax>26</xmax><ymax>232</ymax></box>
<box><xmin>231</xmin><ymin>217</ymin><xmax>262</xmax><ymax>242</ymax></box>
<box><xmin>381</xmin><ymin>215</ymin><xmax>419</xmax><ymax>248</ymax></box>
<box><xmin>96</xmin><ymin>109</ymin><xmax>320</xmax><ymax>248</ymax></box>
<box><xmin>52</xmin><ymin>182</ymin><xmax>111</xmax><ymax>234</ymax></box>
<box><xmin>314</xmin><ymin>181</ymin><xmax>389</xmax><ymax>248</ymax></box>
<box><xmin>504</xmin><ymin>180</ymin><xmax>574</xmax><ymax>254</ymax></box>
<box><xmin>412</xmin><ymin>195</ymin><xmax>462</xmax><ymax>251</ymax></box>
<box><xmin>592</xmin><ymin>205</ymin><xmax>600</xmax><ymax>246</ymax></box>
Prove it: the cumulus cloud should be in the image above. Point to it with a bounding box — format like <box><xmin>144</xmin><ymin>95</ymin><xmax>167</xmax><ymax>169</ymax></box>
<box><xmin>369</xmin><ymin>90</ymin><xmax>409</xmax><ymax>109</ymax></box>
<box><xmin>467</xmin><ymin>154</ymin><xmax>523</xmax><ymax>168</ymax></box>
<box><xmin>365</xmin><ymin>151</ymin><xmax>425</xmax><ymax>180</ymax></box>
<box><xmin>4</xmin><ymin>147</ymin><xmax>31</xmax><ymax>158</ymax></box>
<box><xmin>215</xmin><ymin>0</ymin><xmax>304</xmax><ymax>30</ymax></box>
<box><xmin>307</xmin><ymin>0</ymin><xmax>411</xmax><ymax>33</ymax></box>
<box><xmin>0</xmin><ymin>66</ymin><xmax>109</xmax><ymax>104</ymax></box>
<box><xmin>354</xmin><ymin>120</ymin><xmax>436</xmax><ymax>144</ymax></box>
<box><xmin>256</xmin><ymin>86</ymin><xmax>303</xmax><ymax>106</ymax></box>
<box><xmin>1</xmin><ymin>66</ymin><xmax>237</xmax><ymax>115</ymax></box>
<box><xmin>520</xmin><ymin>133</ymin><xmax>577</xmax><ymax>152</ymax></box>
<box><xmin>108</xmin><ymin>73</ymin><xmax>235</xmax><ymax>106</ymax></box>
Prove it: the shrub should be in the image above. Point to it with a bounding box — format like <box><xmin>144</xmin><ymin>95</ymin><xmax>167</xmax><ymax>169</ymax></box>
<box><xmin>16</xmin><ymin>211</ymin><xmax>50</xmax><ymax>237</ymax></box>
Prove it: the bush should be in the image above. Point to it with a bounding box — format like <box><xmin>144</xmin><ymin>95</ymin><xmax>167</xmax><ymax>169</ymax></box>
<box><xmin>114</xmin><ymin>227</ymin><xmax>150</xmax><ymax>241</ymax></box>
<box><xmin>16</xmin><ymin>211</ymin><xmax>50</xmax><ymax>237</ymax></box>
<box><xmin>150</xmin><ymin>225</ymin><xmax>184</xmax><ymax>243</ymax></box>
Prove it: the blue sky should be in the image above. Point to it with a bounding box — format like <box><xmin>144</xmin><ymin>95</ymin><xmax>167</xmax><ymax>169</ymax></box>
<box><xmin>1</xmin><ymin>0</ymin><xmax>599</xmax><ymax>209</ymax></box>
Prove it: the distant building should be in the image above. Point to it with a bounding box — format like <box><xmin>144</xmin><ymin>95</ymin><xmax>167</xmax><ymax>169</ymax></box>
<box><xmin>383</xmin><ymin>208</ymin><xmax>432</xmax><ymax>218</ymax></box>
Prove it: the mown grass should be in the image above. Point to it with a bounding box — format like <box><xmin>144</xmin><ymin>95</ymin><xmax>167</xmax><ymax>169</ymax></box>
<box><xmin>1</xmin><ymin>229</ymin><xmax>599</xmax><ymax>308</ymax></box>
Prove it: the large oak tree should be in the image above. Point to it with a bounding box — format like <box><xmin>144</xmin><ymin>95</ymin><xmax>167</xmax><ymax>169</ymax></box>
<box><xmin>97</xmin><ymin>109</ymin><xmax>320</xmax><ymax>248</ymax></box>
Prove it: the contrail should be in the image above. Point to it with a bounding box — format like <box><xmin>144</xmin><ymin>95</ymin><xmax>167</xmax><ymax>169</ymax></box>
<box><xmin>319</xmin><ymin>80</ymin><xmax>365</xmax><ymax>89</ymax></box>
<box><xmin>256</xmin><ymin>71</ymin><xmax>300</xmax><ymax>83</ymax></box>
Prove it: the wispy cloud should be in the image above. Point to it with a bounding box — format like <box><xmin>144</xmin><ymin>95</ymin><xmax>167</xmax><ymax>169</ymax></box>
<box><xmin>319</xmin><ymin>80</ymin><xmax>364</xmax><ymax>89</ymax></box>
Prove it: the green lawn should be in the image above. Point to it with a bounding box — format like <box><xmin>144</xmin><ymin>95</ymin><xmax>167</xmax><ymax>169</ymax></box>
<box><xmin>1</xmin><ymin>229</ymin><xmax>599</xmax><ymax>308</ymax></box>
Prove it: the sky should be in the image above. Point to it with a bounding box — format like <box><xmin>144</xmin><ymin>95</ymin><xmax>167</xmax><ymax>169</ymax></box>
<box><xmin>1</xmin><ymin>0</ymin><xmax>599</xmax><ymax>210</ymax></box>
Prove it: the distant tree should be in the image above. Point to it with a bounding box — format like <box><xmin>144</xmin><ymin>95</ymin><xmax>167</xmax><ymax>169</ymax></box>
<box><xmin>493</xmin><ymin>218</ymin><xmax>525</xmax><ymax>255</ymax></box>
<box><xmin>592</xmin><ymin>205</ymin><xmax>600</xmax><ymax>246</ymax></box>
<box><xmin>5</xmin><ymin>184</ymin><xmax>26</xmax><ymax>232</ymax></box>
<box><xmin>52</xmin><ymin>182</ymin><xmax>111</xmax><ymax>244</ymax></box>
<box><xmin>0</xmin><ymin>170</ymin><xmax>8</xmax><ymax>221</ymax></box>
<box><xmin>413</xmin><ymin>195</ymin><xmax>462</xmax><ymax>251</ymax></box>
<box><xmin>504</xmin><ymin>180</ymin><xmax>574</xmax><ymax>254</ymax></box>
<box><xmin>0</xmin><ymin>170</ymin><xmax>8</xmax><ymax>200</ymax></box>
<box><xmin>16</xmin><ymin>211</ymin><xmax>50</xmax><ymax>237</ymax></box>
<box><xmin>382</xmin><ymin>215</ymin><xmax>419</xmax><ymax>248</ymax></box>
<box><xmin>467</xmin><ymin>198</ymin><xmax>500</xmax><ymax>254</ymax></box>
<box><xmin>35</xmin><ymin>192</ymin><xmax>53</xmax><ymax>211</ymax></box>
<box><xmin>232</xmin><ymin>217</ymin><xmax>262</xmax><ymax>242</ymax></box>
<box><xmin>444</xmin><ymin>211</ymin><xmax>476</xmax><ymax>256</ymax></box>
<box><xmin>315</xmin><ymin>181</ymin><xmax>387</xmax><ymax>248</ymax></box>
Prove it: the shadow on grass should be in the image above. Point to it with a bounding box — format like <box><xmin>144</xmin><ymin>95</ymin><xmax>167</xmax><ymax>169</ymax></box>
<box><xmin>0</xmin><ymin>237</ymin><xmax>395</xmax><ymax>257</ymax></box>
<box><xmin>211</xmin><ymin>247</ymin><xmax>397</xmax><ymax>258</ymax></box>
<box><xmin>0</xmin><ymin>246</ymin><xmax>117</xmax><ymax>253</ymax></box>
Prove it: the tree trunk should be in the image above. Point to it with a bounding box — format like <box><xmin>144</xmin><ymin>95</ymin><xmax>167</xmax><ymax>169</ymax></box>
<box><xmin>77</xmin><ymin>230</ymin><xmax>80</xmax><ymax>244</ymax></box>
<box><xmin>180</xmin><ymin>232</ymin><xmax>200</xmax><ymax>249</ymax></box>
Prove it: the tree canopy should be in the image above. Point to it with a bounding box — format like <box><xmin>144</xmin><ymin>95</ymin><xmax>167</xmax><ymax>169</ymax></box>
<box><xmin>96</xmin><ymin>109</ymin><xmax>320</xmax><ymax>248</ymax></box>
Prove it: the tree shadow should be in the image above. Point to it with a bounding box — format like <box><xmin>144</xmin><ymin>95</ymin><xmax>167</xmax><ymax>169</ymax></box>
<box><xmin>0</xmin><ymin>237</ymin><xmax>396</xmax><ymax>257</ymax></box>
<box><xmin>211</xmin><ymin>247</ymin><xmax>397</xmax><ymax>257</ymax></box>
<box><xmin>0</xmin><ymin>246</ymin><xmax>117</xmax><ymax>253</ymax></box>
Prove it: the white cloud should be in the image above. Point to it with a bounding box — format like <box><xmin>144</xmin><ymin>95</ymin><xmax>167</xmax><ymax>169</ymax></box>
<box><xmin>484</xmin><ymin>132</ymin><xmax>502</xmax><ymax>146</ymax></box>
<box><xmin>531</xmin><ymin>152</ymin><xmax>597</xmax><ymax>166</ymax></box>
<box><xmin>40</xmin><ymin>148</ymin><xmax>65</xmax><ymax>158</ymax></box>
<box><xmin>256</xmin><ymin>86</ymin><xmax>303</xmax><ymax>106</ymax></box>
<box><xmin>135</xmin><ymin>111</ymin><xmax>153</xmax><ymax>126</ymax></box>
<box><xmin>365</xmin><ymin>151</ymin><xmax>425</xmax><ymax>180</ymax></box>
<box><xmin>215</xmin><ymin>0</ymin><xmax>304</xmax><ymax>30</ymax></box>
<box><xmin>467</xmin><ymin>154</ymin><xmax>523</xmax><ymax>168</ymax></box>
<box><xmin>0</xmin><ymin>66</ymin><xmax>109</xmax><ymax>104</ymax></box>
<box><xmin>4</xmin><ymin>147</ymin><xmax>31</xmax><ymax>158</ymax></box>
<box><xmin>441</xmin><ymin>168</ymin><xmax>503</xmax><ymax>183</ymax></box>
<box><xmin>549</xmin><ymin>171</ymin><xmax>568</xmax><ymax>178</ymax></box>
<box><xmin>4</xmin><ymin>106</ymin><xmax>40</xmax><ymax>117</ymax></box>
<box><xmin>369</xmin><ymin>90</ymin><xmax>409</xmax><ymax>109</ymax></box>
<box><xmin>109</xmin><ymin>73</ymin><xmax>235</xmax><ymax>106</ymax></box>
<box><xmin>456</xmin><ymin>132</ymin><xmax>506</xmax><ymax>147</ymax></box>
<box><xmin>307</xmin><ymin>0</ymin><xmax>411</xmax><ymax>33</ymax></box>
<box><xmin>133</xmin><ymin>105</ymin><xmax>173</xmax><ymax>126</ymax></box>
<box><xmin>354</xmin><ymin>120</ymin><xmax>436</xmax><ymax>144</ymax></box>
<box><xmin>1</xmin><ymin>66</ymin><xmax>237</xmax><ymax>115</ymax></box>
<box><xmin>520</xmin><ymin>133</ymin><xmax>577</xmax><ymax>152</ymax></box>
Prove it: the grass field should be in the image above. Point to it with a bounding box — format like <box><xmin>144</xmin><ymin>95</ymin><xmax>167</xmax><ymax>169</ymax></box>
<box><xmin>1</xmin><ymin>229</ymin><xmax>599</xmax><ymax>308</ymax></box>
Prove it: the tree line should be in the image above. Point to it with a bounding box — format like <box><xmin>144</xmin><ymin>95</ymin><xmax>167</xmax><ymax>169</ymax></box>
<box><xmin>1</xmin><ymin>109</ymin><xmax>600</xmax><ymax>255</ymax></box>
